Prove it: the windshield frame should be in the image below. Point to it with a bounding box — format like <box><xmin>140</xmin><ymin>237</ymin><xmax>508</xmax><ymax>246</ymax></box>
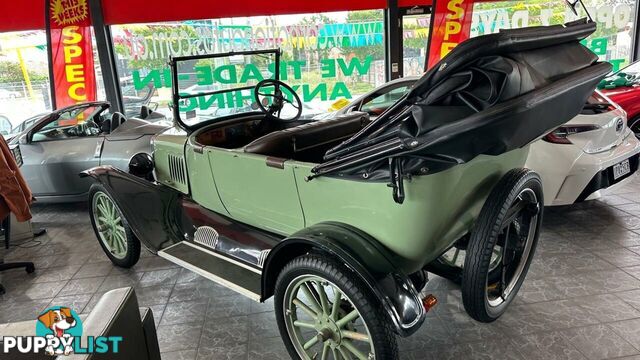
<box><xmin>170</xmin><ymin>49</ymin><xmax>281</xmax><ymax>132</ymax></box>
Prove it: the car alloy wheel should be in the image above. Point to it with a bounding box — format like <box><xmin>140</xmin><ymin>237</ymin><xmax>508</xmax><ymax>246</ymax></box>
<box><xmin>92</xmin><ymin>191</ymin><xmax>128</xmax><ymax>260</ymax></box>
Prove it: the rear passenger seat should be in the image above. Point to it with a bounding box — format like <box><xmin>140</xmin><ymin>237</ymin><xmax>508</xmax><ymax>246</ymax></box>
<box><xmin>244</xmin><ymin>112</ymin><xmax>369</xmax><ymax>160</ymax></box>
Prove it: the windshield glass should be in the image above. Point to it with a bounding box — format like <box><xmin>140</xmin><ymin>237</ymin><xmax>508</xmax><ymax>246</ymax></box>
<box><xmin>173</xmin><ymin>50</ymin><xmax>280</xmax><ymax>128</ymax></box>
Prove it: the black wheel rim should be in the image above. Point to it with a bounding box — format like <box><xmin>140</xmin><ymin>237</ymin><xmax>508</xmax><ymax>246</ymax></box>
<box><xmin>486</xmin><ymin>188</ymin><xmax>539</xmax><ymax>308</ymax></box>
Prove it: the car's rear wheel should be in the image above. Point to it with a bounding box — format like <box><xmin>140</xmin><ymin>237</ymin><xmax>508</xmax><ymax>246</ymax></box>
<box><xmin>462</xmin><ymin>169</ymin><xmax>543</xmax><ymax>322</ymax></box>
<box><xmin>275</xmin><ymin>254</ymin><xmax>397</xmax><ymax>360</ymax></box>
<box><xmin>89</xmin><ymin>184</ymin><xmax>140</xmax><ymax>268</ymax></box>
<box><xmin>629</xmin><ymin>116</ymin><xmax>640</xmax><ymax>139</ymax></box>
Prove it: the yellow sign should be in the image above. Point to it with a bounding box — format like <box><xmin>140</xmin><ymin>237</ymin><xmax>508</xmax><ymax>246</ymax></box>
<box><xmin>50</xmin><ymin>0</ymin><xmax>89</xmax><ymax>27</ymax></box>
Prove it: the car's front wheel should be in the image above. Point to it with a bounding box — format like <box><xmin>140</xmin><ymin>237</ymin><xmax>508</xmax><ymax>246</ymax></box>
<box><xmin>88</xmin><ymin>184</ymin><xmax>140</xmax><ymax>268</ymax></box>
<box><xmin>275</xmin><ymin>254</ymin><xmax>397</xmax><ymax>360</ymax></box>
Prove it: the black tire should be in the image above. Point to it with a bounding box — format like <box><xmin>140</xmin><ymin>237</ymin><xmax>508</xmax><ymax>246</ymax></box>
<box><xmin>462</xmin><ymin>169</ymin><xmax>543</xmax><ymax>323</ymax></box>
<box><xmin>88</xmin><ymin>184</ymin><xmax>141</xmax><ymax>268</ymax></box>
<box><xmin>275</xmin><ymin>254</ymin><xmax>398</xmax><ymax>360</ymax></box>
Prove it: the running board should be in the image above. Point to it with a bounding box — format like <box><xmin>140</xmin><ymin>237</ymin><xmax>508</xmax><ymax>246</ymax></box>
<box><xmin>158</xmin><ymin>242</ymin><xmax>262</xmax><ymax>302</ymax></box>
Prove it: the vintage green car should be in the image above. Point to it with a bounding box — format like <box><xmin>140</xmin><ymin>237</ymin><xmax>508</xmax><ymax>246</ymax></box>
<box><xmin>83</xmin><ymin>19</ymin><xmax>610</xmax><ymax>360</ymax></box>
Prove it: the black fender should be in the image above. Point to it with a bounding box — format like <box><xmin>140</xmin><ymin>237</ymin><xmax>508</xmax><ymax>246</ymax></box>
<box><xmin>262</xmin><ymin>221</ymin><xmax>426</xmax><ymax>337</ymax></box>
<box><xmin>80</xmin><ymin>166</ymin><xmax>183</xmax><ymax>252</ymax></box>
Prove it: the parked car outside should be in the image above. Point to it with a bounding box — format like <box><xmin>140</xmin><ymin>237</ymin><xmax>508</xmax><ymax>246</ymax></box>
<box><xmin>0</xmin><ymin>88</ymin><xmax>22</xmax><ymax>99</ymax></box>
<box><xmin>334</xmin><ymin>77</ymin><xmax>640</xmax><ymax>206</ymax></box>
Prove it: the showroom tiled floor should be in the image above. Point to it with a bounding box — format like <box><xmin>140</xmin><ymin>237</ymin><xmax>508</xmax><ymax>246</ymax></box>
<box><xmin>4</xmin><ymin>178</ymin><xmax>640</xmax><ymax>359</ymax></box>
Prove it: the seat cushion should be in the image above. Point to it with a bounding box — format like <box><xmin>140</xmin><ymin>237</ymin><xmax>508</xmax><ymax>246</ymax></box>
<box><xmin>244</xmin><ymin>112</ymin><xmax>369</xmax><ymax>159</ymax></box>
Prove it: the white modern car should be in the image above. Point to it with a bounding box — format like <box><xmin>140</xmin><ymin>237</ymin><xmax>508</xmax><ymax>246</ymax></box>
<box><xmin>335</xmin><ymin>77</ymin><xmax>640</xmax><ymax>206</ymax></box>
<box><xmin>526</xmin><ymin>91</ymin><xmax>640</xmax><ymax>205</ymax></box>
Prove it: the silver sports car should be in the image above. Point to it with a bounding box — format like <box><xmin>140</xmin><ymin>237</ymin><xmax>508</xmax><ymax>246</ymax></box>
<box><xmin>9</xmin><ymin>102</ymin><xmax>169</xmax><ymax>203</ymax></box>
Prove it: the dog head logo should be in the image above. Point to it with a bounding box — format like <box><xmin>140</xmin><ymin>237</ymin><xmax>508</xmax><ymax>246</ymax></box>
<box><xmin>36</xmin><ymin>306</ymin><xmax>83</xmax><ymax>356</ymax></box>
<box><xmin>38</xmin><ymin>308</ymin><xmax>77</xmax><ymax>337</ymax></box>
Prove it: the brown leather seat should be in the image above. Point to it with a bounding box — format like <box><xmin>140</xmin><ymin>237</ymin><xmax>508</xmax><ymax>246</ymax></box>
<box><xmin>244</xmin><ymin>112</ymin><xmax>369</xmax><ymax>159</ymax></box>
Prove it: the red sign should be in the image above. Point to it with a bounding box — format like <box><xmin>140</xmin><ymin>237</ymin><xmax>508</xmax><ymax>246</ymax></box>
<box><xmin>427</xmin><ymin>0</ymin><xmax>474</xmax><ymax>70</ymax></box>
<box><xmin>47</xmin><ymin>0</ymin><xmax>97</xmax><ymax>113</ymax></box>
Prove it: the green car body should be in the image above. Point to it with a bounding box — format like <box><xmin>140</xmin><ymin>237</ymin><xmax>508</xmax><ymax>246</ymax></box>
<box><xmin>154</xmin><ymin>129</ymin><xmax>530</xmax><ymax>274</ymax></box>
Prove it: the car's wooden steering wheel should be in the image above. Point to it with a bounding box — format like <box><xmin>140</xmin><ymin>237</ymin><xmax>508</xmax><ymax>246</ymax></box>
<box><xmin>254</xmin><ymin>79</ymin><xmax>302</xmax><ymax>121</ymax></box>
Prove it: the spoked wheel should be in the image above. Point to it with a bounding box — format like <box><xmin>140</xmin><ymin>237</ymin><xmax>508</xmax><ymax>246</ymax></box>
<box><xmin>275</xmin><ymin>255</ymin><xmax>397</xmax><ymax>360</ymax></box>
<box><xmin>88</xmin><ymin>184</ymin><xmax>141</xmax><ymax>268</ymax></box>
<box><xmin>462</xmin><ymin>169</ymin><xmax>543</xmax><ymax>322</ymax></box>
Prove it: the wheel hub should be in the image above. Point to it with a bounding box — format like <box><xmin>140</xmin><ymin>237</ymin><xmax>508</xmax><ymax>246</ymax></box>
<box><xmin>315</xmin><ymin>315</ymin><xmax>341</xmax><ymax>346</ymax></box>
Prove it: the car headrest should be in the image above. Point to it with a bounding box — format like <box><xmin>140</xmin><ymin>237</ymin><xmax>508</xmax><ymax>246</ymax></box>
<box><xmin>140</xmin><ymin>106</ymin><xmax>151</xmax><ymax>119</ymax></box>
<box><xmin>101</xmin><ymin>118</ymin><xmax>112</xmax><ymax>134</ymax></box>
<box><xmin>111</xmin><ymin>112</ymin><xmax>126</xmax><ymax>131</ymax></box>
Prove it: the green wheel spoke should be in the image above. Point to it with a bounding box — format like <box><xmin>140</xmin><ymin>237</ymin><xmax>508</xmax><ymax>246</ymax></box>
<box><xmin>300</xmin><ymin>283</ymin><xmax>322</xmax><ymax>314</ymax></box>
<box><xmin>97</xmin><ymin>216</ymin><xmax>109</xmax><ymax>224</ymax></box>
<box><xmin>341</xmin><ymin>341</ymin><xmax>367</xmax><ymax>360</ymax></box>
<box><xmin>97</xmin><ymin>204</ymin><xmax>108</xmax><ymax>217</ymax></box>
<box><xmin>331</xmin><ymin>286</ymin><xmax>342</xmax><ymax>320</ymax></box>
<box><xmin>105</xmin><ymin>233</ymin><xmax>113</xmax><ymax>247</ymax></box>
<box><xmin>332</xmin><ymin>348</ymin><xmax>339</xmax><ymax>360</ymax></box>
<box><xmin>336</xmin><ymin>310</ymin><xmax>360</xmax><ymax>328</ymax></box>
<box><xmin>293</xmin><ymin>299</ymin><xmax>319</xmax><ymax>319</ymax></box>
<box><xmin>293</xmin><ymin>320</ymin><xmax>315</xmax><ymax>330</ymax></box>
<box><xmin>342</xmin><ymin>330</ymin><xmax>370</xmax><ymax>343</ymax></box>
<box><xmin>109</xmin><ymin>202</ymin><xmax>117</xmax><ymax>219</ymax></box>
<box><xmin>302</xmin><ymin>335</ymin><xmax>319</xmax><ymax>350</ymax></box>
<box><xmin>115</xmin><ymin>234</ymin><xmax>126</xmax><ymax>254</ymax></box>
<box><xmin>314</xmin><ymin>280</ymin><xmax>330</xmax><ymax>315</ymax></box>
<box><xmin>115</xmin><ymin>225</ymin><xmax>126</xmax><ymax>236</ymax></box>
<box><xmin>113</xmin><ymin>235</ymin><xmax>123</xmax><ymax>253</ymax></box>
<box><xmin>321</xmin><ymin>342</ymin><xmax>330</xmax><ymax>360</ymax></box>
<box><xmin>338</xmin><ymin>346</ymin><xmax>352</xmax><ymax>360</ymax></box>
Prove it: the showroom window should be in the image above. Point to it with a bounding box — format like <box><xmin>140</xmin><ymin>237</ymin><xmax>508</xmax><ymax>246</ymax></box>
<box><xmin>0</xmin><ymin>29</ymin><xmax>106</xmax><ymax>137</ymax></box>
<box><xmin>402</xmin><ymin>13</ymin><xmax>431</xmax><ymax>77</ymax></box>
<box><xmin>111</xmin><ymin>10</ymin><xmax>387</xmax><ymax>120</ymax></box>
<box><xmin>472</xmin><ymin>0</ymin><xmax>637</xmax><ymax>72</ymax></box>
<box><xmin>0</xmin><ymin>31</ymin><xmax>53</xmax><ymax>136</ymax></box>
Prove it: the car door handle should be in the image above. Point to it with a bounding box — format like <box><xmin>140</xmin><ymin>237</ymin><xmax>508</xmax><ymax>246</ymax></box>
<box><xmin>94</xmin><ymin>139</ymin><xmax>105</xmax><ymax>158</ymax></box>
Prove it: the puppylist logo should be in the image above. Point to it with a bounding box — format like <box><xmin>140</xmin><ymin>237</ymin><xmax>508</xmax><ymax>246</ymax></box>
<box><xmin>2</xmin><ymin>306</ymin><xmax>123</xmax><ymax>356</ymax></box>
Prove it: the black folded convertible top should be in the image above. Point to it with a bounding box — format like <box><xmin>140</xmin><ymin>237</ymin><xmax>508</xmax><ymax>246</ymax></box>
<box><xmin>312</xmin><ymin>19</ymin><xmax>612</xmax><ymax>186</ymax></box>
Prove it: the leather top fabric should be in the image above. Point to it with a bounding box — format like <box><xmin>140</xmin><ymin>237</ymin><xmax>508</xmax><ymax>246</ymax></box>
<box><xmin>314</xmin><ymin>20</ymin><xmax>612</xmax><ymax>179</ymax></box>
